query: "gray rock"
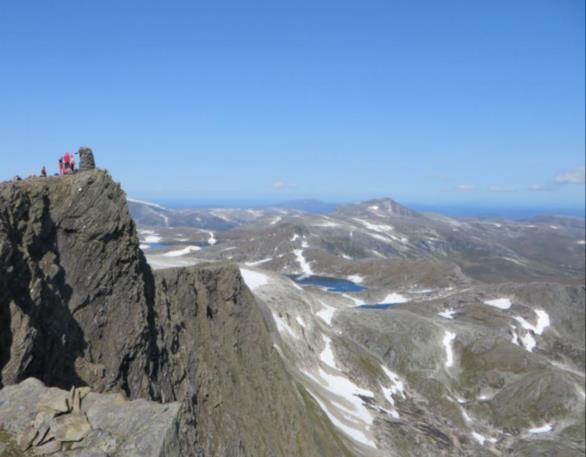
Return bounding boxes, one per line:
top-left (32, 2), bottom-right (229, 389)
top-left (0, 378), bottom-right (181, 457)
top-left (0, 171), bottom-right (351, 456)
top-left (77, 148), bottom-right (95, 171)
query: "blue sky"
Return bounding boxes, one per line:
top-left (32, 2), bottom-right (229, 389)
top-left (0, 0), bottom-right (584, 211)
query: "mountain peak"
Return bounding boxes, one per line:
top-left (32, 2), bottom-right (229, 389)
top-left (334, 197), bottom-right (421, 218)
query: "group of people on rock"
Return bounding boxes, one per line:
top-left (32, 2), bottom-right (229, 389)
top-left (12, 152), bottom-right (77, 181)
top-left (58, 151), bottom-right (76, 175)
top-left (10, 148), bottom-right (95, 182)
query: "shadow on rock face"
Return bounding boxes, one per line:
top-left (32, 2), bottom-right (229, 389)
top-left (0, 190), bottom-right (87, 390)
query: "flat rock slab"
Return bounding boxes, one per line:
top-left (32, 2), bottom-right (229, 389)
top-left (0, 378), bottom-right (181, 457)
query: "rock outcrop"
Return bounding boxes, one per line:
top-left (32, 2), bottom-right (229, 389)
top-left (77, 148), bottom-right (96, 171)
top-left (0, 171), bottom-right (350, 456)
top-left (0, 377), bottom-right (181, 456)
top-left (0, 171), bottom-right (155, 395)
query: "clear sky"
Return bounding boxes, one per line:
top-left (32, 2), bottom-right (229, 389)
top-left (0, 0), bottom-right (584, 211)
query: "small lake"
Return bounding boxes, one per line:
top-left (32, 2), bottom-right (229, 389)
top-left (358, 303), bottom-right (400, 310)
top-left (289, 275), bottom-right (366, 293)
top-left (142, 241), bottom-right (207, 251)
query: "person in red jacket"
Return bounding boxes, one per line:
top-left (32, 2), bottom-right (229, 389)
top-left (63, 152), bottom-right (71, 174)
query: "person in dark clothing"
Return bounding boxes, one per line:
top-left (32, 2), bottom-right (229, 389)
top-left (40, 166), bottom-right (47, 177)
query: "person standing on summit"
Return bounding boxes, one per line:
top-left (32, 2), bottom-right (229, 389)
top-left (63, 152), bottom-right (72, 174)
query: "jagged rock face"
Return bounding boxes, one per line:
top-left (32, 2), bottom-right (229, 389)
top-left (0, 171), bottom-right (349, 457)
top-left (153, 264), bottom-right (353, 457)
top-left (0, 171), bottom-right (155, 394)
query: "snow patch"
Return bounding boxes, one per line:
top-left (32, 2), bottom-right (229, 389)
top-left (316, 302), bottom-right (337, 325)
top-left (296, 316), bottom-right (306, 328)
top-left (244, 257), bottom-right (273, 267)
top-left (515, 309), bottom-right (550, 335)
top-left (519, 332), bottom-right (537, 352)
top-left (294, 249), bottom-right (314, 276)
top-left (342, 294), bottom-right (365, 306)
top-left (528, 424), bottom-right (552, 434)
top-left (240, 269), bottom-right (270, 291)
top-left (347, 274), bottom-right (364, 284)
top-left (381, 293), bottom-right (408, 304)
top-left (484, 298), bottom-right (512, 310)
top-left (504, 257), bottom-right (525, 266)
top-left (443, 331), bottom-right (456, 368)
top-left (206, 231), bottom-right (217, 245)
top-left (313, 221), bottom-right (340, 228)
top-left (471, 432), bottom-right (486, 445)
top-left (352, 218), bottom-right (409, 244)
top-left (209, 209), bottom-right (232, 222)
top-left (320, 335), bottom-right (338, 369)
top-left (380, 365), bottom-right (406, 418)
top-left (303, 369), bottom-right (376, 448)
top-left (272, 312), bottom-right (298, 339)
top-left (127, 198), bottom-right (166, 210)
top-left (439, 308), bottom-right (457, 319)
top-left (460, 408), bottom-right (472, 423)
top-left (304, 390), bottom-right (375, 448)
top-left (163, 246), bottom-right (201, 257)
top-left (471, 432), bottom-right (496, 446)
top-left (512, 309), bottom-right (550, 352)
top-left (144, 234), bottom-right (162, 243)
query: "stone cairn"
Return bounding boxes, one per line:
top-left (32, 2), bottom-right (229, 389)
top-left (78, 147), bottom-right (96, 171)
top-left (17, 386), bottom-right (92, 455)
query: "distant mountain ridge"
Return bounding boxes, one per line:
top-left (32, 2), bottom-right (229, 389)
top-left (333, 198), bottom-right (422, 218)
top-left (272, 199), bottom-right (339, 214)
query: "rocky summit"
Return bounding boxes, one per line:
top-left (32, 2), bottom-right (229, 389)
top-left (0, 171), bottom-right (350, 457)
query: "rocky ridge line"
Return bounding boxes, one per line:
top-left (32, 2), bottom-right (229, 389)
top-left (0, 170), bottom-right (351, 457)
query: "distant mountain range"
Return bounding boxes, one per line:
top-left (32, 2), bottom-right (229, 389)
top-left (133, 191), bottom-right (585, 456)
top-left (272, 199), bottom-right (339, 214)
top-left (129, 196), bottom-right (585, 219)
top-left (130, 196), bottom-right (585, 284)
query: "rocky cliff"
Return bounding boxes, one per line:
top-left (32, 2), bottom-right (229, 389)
top-left (0, 171), bottom-right (350, 456)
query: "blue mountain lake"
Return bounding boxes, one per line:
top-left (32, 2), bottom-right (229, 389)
top-left (142, 241), bottom-right (207, 251)
top-left (358, 303), bottom-right (401, 310)
top-left (289, 275), bottom-right (366, 293)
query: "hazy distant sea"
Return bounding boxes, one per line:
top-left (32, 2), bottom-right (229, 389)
top-left (407, 204), bottom-right (585, 219)
top-left (151, 198), bottom-right (585, 220)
